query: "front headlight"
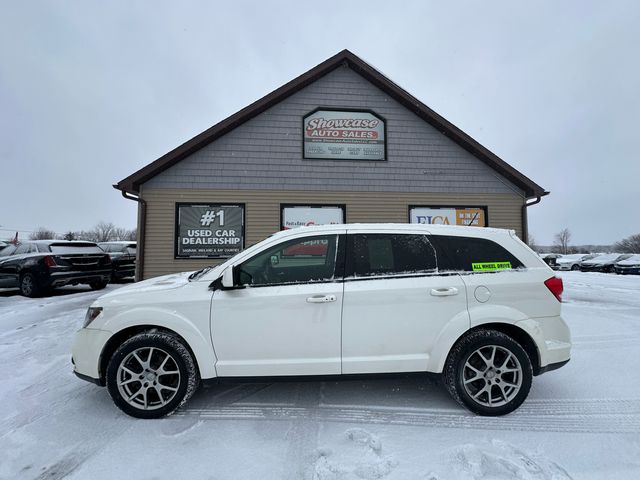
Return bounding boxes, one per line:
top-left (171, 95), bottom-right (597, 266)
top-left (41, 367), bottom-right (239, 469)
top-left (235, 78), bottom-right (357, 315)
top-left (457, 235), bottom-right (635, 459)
top-left (83, 307), bottom-right (103, 328)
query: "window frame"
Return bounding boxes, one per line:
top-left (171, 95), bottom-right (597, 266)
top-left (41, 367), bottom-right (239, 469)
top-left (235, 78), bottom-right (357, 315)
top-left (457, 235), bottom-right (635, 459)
top-left (234, 234), bottom-right (346, 288)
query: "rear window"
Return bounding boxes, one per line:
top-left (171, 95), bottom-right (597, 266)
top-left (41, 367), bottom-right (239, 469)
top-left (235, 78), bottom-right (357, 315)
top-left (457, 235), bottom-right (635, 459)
top-left (430, 235), bottom-right (524, 272)
top-left (49, 243), bottom-right (103, 254)
top-left (350, 234), bottom-right (437, 277)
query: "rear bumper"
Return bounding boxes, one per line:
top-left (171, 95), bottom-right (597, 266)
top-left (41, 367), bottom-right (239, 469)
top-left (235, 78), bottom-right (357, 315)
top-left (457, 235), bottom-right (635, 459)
top-left (515, 315), bottom-right (571, 373)
top-left (47, 269), bottom-right (111, 287)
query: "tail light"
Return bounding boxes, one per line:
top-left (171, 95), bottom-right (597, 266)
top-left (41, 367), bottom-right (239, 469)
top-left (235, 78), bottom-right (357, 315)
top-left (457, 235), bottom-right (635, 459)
top-left (544, 276), bottom-right (563, 302)
top-left (43, 255), bottom-right (57, 267)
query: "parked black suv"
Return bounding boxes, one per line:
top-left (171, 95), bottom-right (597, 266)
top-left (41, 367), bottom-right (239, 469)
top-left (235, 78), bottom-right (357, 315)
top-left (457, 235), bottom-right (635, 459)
top-left (98, 241), bottom-right (136, 281)
top-left (0, 240), bottom-right (112, 297)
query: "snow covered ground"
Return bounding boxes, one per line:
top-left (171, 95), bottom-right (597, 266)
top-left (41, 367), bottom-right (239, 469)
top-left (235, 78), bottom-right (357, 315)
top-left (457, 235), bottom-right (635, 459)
top-left (1, 272), bottom-right (639, 479)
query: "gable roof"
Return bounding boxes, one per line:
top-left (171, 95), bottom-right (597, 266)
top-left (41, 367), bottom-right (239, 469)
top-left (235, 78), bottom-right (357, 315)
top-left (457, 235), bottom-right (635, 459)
top-left (115, 49), bottom-right (547, 198)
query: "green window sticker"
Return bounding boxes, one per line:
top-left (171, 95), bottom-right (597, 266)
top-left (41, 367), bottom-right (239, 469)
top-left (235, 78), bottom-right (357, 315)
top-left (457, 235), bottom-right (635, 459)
top-left (472, 262), bottom-right (512, 272)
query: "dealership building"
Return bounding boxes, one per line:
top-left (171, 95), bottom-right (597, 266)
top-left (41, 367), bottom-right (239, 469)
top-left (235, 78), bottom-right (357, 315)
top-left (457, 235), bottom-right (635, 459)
top-left (115, 50), bottom-right (548, 280)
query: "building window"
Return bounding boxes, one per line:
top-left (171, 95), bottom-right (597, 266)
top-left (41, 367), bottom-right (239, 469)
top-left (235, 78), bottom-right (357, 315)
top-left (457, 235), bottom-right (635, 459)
top-left (281, 204), bottom-right (345, 230)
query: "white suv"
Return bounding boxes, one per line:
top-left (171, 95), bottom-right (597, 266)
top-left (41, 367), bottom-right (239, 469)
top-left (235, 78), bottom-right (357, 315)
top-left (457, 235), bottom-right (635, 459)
top-left (72, 224), bottom-right (571, 418)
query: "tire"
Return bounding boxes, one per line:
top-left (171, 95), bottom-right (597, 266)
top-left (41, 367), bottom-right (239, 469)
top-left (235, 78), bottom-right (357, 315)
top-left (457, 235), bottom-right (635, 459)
top-left (571, 264), bottom-right (579, 271)
top-left (20, 272), bottom-right (41, 297)
top-left (106, 331), bottom-right (200, 419)
top-left (443, 329), bottom-right (533, 416)
top-left (90, 279), bottom-right (109, 290)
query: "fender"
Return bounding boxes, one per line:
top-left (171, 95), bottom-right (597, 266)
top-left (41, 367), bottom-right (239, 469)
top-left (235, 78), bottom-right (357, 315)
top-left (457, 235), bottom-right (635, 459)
top-left (425, 309), bottom-right (470, 373)
top-left (427, 304), bottom-right (530, 373)
top-left (101, 306), bottom-right (218, 379)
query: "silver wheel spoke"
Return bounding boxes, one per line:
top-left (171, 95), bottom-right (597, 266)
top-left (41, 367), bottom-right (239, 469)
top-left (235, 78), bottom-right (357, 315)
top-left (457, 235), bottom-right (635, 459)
top-left (464, 374), bottom-right (483, 385)
top-left (132, 351), bottom-right (147, 369)
top-left (119, 377), bottom-right (140, 387)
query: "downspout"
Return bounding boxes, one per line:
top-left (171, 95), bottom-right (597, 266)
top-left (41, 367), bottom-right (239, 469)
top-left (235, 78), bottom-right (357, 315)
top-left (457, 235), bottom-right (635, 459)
top-left (117, 188), bottom-right (147, 282)
top-left (521, 192), bottom-right (549, 245)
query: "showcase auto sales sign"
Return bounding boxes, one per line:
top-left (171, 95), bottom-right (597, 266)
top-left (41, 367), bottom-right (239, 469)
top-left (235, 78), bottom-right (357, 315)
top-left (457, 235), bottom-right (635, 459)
top-left (303, 109), bottom-right (385, 160)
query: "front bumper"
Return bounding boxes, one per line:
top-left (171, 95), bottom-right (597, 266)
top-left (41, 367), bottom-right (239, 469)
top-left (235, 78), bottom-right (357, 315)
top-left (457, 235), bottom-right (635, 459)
top-left (615, 266), bottom-right (640, 275)
top-left (71, 327), bottom-right (113, 385)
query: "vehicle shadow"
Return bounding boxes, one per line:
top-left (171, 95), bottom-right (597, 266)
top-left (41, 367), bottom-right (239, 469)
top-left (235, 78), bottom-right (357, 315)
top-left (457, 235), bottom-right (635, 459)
top-left (183, 374), bottom-right (461, 415)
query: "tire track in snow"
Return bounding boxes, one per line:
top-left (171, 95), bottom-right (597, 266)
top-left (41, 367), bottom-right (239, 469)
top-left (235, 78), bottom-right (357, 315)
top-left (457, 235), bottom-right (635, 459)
top-left (175, 398), bottom-right (640, 434)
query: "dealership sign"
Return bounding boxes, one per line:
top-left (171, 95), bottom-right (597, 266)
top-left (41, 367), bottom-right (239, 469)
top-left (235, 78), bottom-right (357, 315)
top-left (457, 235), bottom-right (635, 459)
top-left (175, 204), bottom-right (244, 258)
top-left (410, 207), bottom-right (487, 227)
top-left (303, 109), bottom-right (385, 160)
top-left (282, 205), bottom-right (344, 230)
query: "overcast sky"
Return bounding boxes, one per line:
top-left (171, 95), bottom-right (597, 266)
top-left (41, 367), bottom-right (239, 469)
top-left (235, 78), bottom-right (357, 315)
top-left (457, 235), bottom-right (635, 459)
top-left (1, 1), bottom-right (638, 245)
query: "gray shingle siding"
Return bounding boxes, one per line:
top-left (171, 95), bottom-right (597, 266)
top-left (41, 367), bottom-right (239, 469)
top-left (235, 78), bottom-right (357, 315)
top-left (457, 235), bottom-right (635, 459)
top-left (144, 65), bottom-right (523, 197)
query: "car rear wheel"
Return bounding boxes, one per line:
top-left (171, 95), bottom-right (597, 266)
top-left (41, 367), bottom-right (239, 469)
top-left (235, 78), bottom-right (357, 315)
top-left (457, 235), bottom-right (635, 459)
top-left (443, 329), bottom-right (532, 416)
top-left (106, 331), bottom-right (200, 419)
top-left (20, 273), bottom-right (41, 297)
top-left (571, 264), bottom-right (579, 271)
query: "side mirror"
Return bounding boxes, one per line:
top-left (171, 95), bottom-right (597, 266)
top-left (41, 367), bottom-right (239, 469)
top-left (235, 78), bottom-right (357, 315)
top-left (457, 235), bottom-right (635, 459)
top-left (221, 267), bottom-right (235, 288)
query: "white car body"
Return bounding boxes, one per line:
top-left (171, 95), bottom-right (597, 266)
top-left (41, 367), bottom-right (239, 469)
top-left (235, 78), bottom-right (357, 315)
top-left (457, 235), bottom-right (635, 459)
top-left (556, 254), bottom-right (592, 271)
top-left (72, 224), bottom-right (571, 416)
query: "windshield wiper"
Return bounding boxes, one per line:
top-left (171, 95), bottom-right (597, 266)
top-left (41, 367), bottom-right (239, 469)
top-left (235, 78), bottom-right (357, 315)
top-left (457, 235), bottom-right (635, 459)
top-left (188, 266), bottom-right (213, 281)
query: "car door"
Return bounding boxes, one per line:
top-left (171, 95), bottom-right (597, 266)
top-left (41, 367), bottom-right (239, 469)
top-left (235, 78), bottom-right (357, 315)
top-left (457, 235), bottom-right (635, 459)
top-left (341, 231), bottom-right (469, 374)
top-left (210, 232), bottom-right (345, 376)
top-left (0, 243), bottom-right (33, 288)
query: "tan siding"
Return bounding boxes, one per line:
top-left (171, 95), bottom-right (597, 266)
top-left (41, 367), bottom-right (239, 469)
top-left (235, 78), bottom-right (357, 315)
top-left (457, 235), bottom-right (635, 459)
top-left (140, 188), bottom-right (525, 279)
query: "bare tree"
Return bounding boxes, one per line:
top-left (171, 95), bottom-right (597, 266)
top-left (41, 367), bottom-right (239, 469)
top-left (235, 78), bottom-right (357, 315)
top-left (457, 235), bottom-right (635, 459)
top-left (62, 231), bottom-right (77, 241)
top-left (29, 227), bottom-right (57, 240)
top-left (526, 232), bottom-right (539, 252)
top-left (615, 233), bottom-right (640, 253)
top-left (112, 227), bottom-right (136, 241)
top-left (553, 228), bottom-right (572, 254)
top-left (91, 222), bottom-right (116, 242)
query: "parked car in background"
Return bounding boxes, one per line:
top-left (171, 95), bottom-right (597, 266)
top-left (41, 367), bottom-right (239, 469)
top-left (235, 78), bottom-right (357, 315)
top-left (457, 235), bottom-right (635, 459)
top-left (556, 253), bottom-right (598, 271)
top-left (73, 223), bottom-right (570, 419)
top-left (539, 253), bottom-right (563, 270)
top-left (614, 254), bottom-right (640, 275)
top-left (0, 240), bottom-right (112, 297)
top-left (98, 241), bottom-right (137, 281)
top-left (579, 253), bottom-right (633, 273)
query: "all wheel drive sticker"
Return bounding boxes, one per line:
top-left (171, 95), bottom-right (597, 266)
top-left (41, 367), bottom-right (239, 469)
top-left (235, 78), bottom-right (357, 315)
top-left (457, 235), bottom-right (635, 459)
top-left (175, 204), bottom-right (244, 258)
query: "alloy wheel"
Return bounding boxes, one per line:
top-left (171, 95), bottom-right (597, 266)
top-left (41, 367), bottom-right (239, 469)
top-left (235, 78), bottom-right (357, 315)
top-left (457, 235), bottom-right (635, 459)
top-left (116, 347), bottom-right (181, 411)
top-left (462, 345), bottom-right (523, 408)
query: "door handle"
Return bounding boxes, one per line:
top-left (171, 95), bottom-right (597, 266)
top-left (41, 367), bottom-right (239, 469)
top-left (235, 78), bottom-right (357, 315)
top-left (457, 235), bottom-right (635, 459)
top-left (306, 294), bottom-right (337, 303)
top-left (430, 287), bottom-right (459, 297)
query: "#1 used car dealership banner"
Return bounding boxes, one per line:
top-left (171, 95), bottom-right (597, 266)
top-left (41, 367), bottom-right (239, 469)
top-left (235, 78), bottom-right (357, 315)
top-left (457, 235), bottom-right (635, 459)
top-left (410, 207), bottom-right (486, 227)
top-left (175, 204), bottom-right (244, 258)
top-left (303, 109), bottom-right (385, 160)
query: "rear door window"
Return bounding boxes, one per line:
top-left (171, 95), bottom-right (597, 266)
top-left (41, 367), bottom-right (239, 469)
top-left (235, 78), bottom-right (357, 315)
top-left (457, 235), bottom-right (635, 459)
top-left (430, 235), bottom-right (524, 272)
top-left (349, 234), bottom-right (437, 277)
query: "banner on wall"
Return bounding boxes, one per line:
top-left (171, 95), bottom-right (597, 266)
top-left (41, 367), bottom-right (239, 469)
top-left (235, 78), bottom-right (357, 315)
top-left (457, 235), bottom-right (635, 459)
top-left (282, 206), bottom-right (345, 230)
top-left (303, 109), bottom-right (385, 160)
top-left (175, 203), bottom-right (244, 258)
top-left (410, 207), bottom-right (487, 227)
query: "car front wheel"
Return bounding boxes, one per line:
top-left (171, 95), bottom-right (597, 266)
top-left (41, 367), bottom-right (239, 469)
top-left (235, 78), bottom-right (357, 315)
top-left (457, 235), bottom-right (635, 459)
top-left (106, 331), bottom-right (200, 418)
top-left (443, 329), bottom-right (532, 416)
top-left (20, 272), bottom-right (41, 297)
